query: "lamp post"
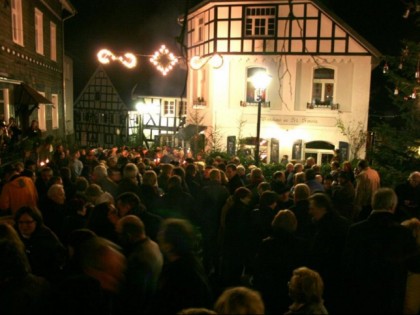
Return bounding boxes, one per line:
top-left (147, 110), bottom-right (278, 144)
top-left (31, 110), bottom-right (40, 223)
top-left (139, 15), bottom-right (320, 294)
top-left (136, 101), bottom-right (146, 148)
top-left (249, 71), bottom-right (272, 166)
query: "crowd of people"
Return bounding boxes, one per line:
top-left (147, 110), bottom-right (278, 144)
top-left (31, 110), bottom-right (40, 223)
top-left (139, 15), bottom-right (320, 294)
top-left (0, 144), bottom-right (419, 314)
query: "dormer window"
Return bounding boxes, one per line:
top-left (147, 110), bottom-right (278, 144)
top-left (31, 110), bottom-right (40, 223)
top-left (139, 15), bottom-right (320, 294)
top-left (245, 6), bottom-right (276, 37)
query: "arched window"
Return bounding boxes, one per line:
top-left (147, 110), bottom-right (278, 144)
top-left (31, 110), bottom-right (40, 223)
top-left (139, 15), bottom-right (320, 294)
top-left (311, 68), bottom-right (335, 106)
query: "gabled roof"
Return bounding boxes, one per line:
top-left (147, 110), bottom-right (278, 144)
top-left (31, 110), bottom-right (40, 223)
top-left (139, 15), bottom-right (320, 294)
top-left (187, 0), bottom-right (382, 63)
top-left (312, 0), bottom-right (381, 61)
top-left (74, 65), bottom-right (133, 108)
top-left (75, 63), bottom-right (187, 110)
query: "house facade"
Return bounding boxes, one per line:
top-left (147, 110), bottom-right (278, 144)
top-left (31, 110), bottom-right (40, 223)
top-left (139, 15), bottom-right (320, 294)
top-left (132, 95), bottom-right (188, 149)
top-left (0, 0), bottom-right (76, 143)
top-left (74, 66), bottom-right (130, 148)
top-left (74, 65), bottom-right (187, 149)
top-left (185, 0), bottom-right (381, 163)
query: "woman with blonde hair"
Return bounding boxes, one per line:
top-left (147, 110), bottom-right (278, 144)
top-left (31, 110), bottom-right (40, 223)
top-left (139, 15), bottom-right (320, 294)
top-left (286, 266), bottom-right (328, 314)
top-left (214, 286), bottom-right (265, 314)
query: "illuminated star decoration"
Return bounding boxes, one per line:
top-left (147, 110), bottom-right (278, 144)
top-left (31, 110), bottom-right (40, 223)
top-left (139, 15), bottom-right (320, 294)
top-left (150, 45), bottom-right (178, 76)
top-left (97, 49), bottom-right (137, 69)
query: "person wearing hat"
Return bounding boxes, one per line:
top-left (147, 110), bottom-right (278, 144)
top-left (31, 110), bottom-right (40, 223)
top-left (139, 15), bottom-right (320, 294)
top-left (273, 181), bottom-right (293, 211)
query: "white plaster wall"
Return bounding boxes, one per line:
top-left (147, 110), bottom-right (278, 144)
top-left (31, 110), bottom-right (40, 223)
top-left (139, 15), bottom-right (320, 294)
top-left (190, 54), bottom-right (373, 161)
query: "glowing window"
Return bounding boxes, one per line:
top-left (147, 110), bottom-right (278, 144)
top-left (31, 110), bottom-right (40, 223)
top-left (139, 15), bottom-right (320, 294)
top-left (311, 68), bottom-right (335, 106)
top-left (11, 0), bottom-right (23, 46)
top-left (35, 9), bottom-right (44, 55)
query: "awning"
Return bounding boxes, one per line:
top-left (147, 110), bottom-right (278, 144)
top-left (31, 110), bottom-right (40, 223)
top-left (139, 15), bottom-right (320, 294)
top-left (14, 83), bottom-right (52, 106)
top-left (13, 83), bottom-right (53, 118)
top-left (175, 124), bottom-right (206, 140)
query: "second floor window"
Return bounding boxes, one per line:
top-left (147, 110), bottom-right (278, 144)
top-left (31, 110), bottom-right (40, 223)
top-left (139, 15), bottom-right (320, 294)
top-left (35, 9), bottom-right (44, 55)
top-left (311, 68), bottom-right (335, 106)
top-left (163, 100), bottom-right (175, 116)
top-left (11, 0), bottom-right (23, 46)
top-left (245, 6), bottom-right (276, 37)
top-left (179, 100), bottom-right (187, 116)
top-left (50, 22), bottom-right (57, 61)
top-left (196, 17), bottom-right (204, 43)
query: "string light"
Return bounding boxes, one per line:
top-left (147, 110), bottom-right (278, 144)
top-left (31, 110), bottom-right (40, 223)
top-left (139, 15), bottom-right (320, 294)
top-left (97, 49), bottom-right (137, 69)
top-left (97, 47), bottom-right (225, 75)
top-left (149, 45), bottom-right (178, 76)
top-left (97, 46), bottom-right (181, 75)
top-left (382, 62), bottom-right (389, 74)
top-left (382, 45), bottom-right (420, 101)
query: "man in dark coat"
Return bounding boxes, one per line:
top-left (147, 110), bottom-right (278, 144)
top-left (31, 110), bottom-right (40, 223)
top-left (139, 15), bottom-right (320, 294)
top-left (307, 193), bottom-right (350, 314)
top-left (342, 188), bottom-right (420, 314)
top-left (226, 164), bottom-right (244, 195)
top-left (331, 171), bottom-right (356, 221)
top-left (253, 209), bottom-right (309, 314)
top-left (197, 169), bottom-right (230, 275)
top-left (116, 215), bottom-right (163, 314)
top-left (116, 192), bottom-right (162, 242)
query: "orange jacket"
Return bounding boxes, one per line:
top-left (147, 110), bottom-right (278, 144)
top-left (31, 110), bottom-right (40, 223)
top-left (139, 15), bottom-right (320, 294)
top-left (0, 175), bottom-right (38, 215)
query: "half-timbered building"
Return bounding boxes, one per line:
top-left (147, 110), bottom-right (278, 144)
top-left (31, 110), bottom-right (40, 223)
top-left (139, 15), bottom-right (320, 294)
top-left (74, 65), bottom-right (187, 149)
top-left (185, 0), bottom-right (381, 163)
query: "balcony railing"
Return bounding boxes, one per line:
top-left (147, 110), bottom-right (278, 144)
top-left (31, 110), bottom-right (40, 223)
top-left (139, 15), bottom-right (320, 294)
top-left (240, 101), bottom-right (271, 108)
top-left (192, 101), bottom-right (207, 108)
top-left (307, 102), bottom-right (339, 110)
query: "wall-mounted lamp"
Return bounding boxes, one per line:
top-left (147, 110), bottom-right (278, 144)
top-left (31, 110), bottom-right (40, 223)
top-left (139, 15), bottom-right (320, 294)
top-left (189, 53), bottom-right (224, 70)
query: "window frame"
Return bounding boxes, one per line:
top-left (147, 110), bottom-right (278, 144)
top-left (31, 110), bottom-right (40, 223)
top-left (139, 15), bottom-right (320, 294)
top-left (163, 100), bottom-right (176, 116)
top-left (37, 91), bottom-right (46, 131)
top-left (196, 16), bottom-right (204, 43)
top-left (35, 8), bottom-right (44, 55)
top-left (179, 100), bottom-right (187, 116)
top-left (310, 67), bottom-right (336, 107)
top-left (11, 0), bottom-right (24, 46)
top-left (244, 6), bottom-right (276, 37)
top-left (50, 22), bottom-right (57, 61)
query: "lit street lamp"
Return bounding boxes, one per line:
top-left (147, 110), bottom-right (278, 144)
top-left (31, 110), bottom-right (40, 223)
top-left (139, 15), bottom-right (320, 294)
top-left (136, 101), bottom-right (147, 147)
top-left (249, 71), bottom-right (272, 166)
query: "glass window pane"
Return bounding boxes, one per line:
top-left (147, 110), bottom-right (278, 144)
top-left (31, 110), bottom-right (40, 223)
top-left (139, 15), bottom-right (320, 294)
top-left (314, 68), bottom-right (334, 79)
top-left (324, 83), bottom-right (334, 104)
top-left (312, 83), bottom-right (322, 103)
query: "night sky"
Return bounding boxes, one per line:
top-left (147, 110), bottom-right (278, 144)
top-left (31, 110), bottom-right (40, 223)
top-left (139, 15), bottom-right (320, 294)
top-left (64, 0), bottom-right (415, 99)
